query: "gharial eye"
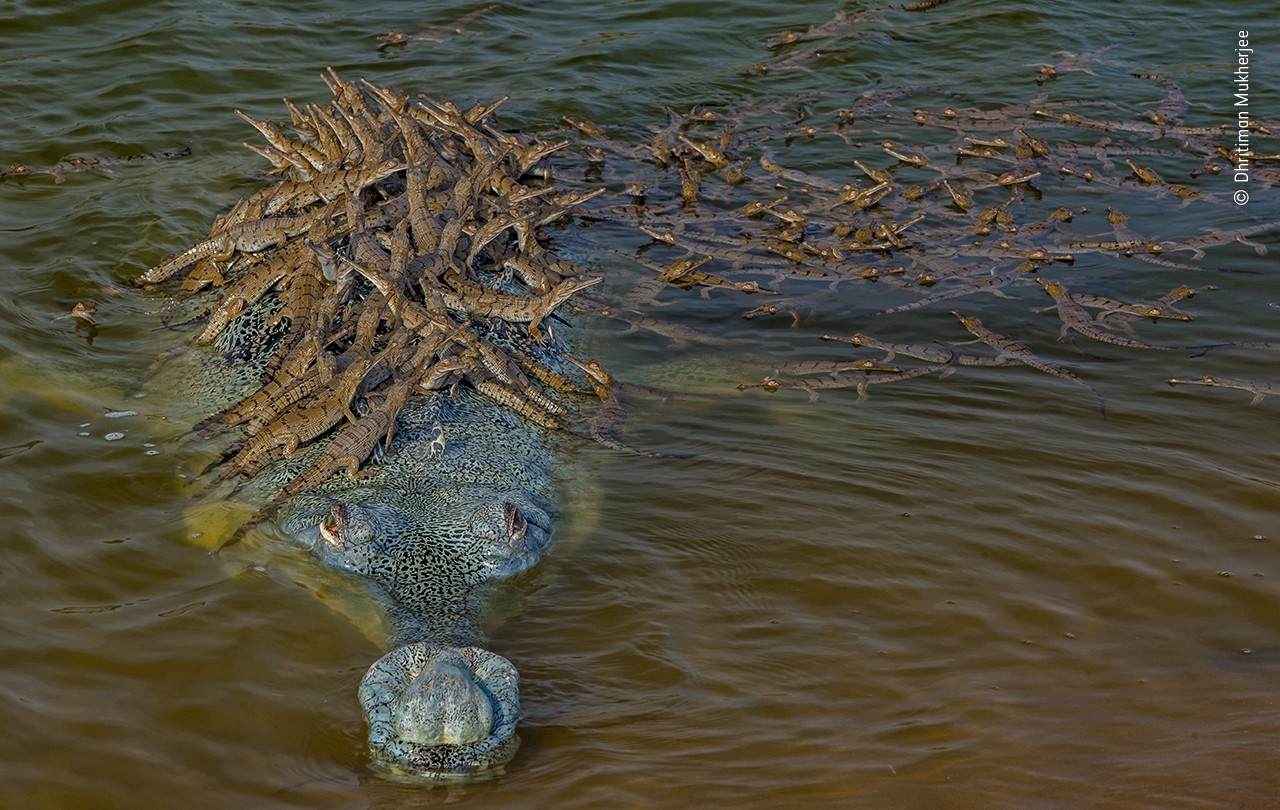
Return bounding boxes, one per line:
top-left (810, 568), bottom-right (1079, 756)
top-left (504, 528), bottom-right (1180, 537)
top-left (319, 504), bottom-right (347, 547)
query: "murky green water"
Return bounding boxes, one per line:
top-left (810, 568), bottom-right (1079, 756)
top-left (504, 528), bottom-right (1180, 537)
top-left (3, 1), bottom-right (1279, 806)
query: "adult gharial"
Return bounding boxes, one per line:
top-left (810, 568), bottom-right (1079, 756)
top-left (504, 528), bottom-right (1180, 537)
top-left (141, 70), bottom-right (620, 780)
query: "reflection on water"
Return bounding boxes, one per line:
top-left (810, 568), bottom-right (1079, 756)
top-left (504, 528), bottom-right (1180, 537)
top-left (2, 0), bottom-right (1279, 806)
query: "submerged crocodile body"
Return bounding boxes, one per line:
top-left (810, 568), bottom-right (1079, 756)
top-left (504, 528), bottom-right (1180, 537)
top-left (140, 72), bottom-right (612, 781)
top-left (173, 283), bottom-right (575, 779)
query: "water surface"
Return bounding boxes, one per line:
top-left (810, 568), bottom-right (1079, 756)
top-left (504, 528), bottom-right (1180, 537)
top-left (2, 1), bottom-right (1278, 806)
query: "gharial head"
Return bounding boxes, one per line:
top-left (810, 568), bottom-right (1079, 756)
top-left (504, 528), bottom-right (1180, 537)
top-left (307, 490), bottom-right (552, 608)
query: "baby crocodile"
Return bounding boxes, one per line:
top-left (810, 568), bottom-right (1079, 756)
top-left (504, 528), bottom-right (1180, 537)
top-left (874, 269), bottom-right (1024, 318)
top-left (651, 255), bottom-right (775, 296)
top-left (228, 367), bottom-right (423, 548)
top-left (1167, 376), bottom-right (1279, 406)
top-left (1034, 287), bottom-right (1193, 323)
top-left (140, 212), bottom-right (322, 285)
top-left (822, 332), bottom-right (1010, 366)
top-left (737, 364), bottom-right (944, 401)
top-left (1036, 277), bottom-right (1174, 351)
top-left (260, 158), bottom-right (405, 216)
top-left (379, 4), bottom-right (505, 47)
top-left (1095, 284), bottom-right (1214, 326)
top-left (773, 358), bottom-right (902, 376)
top-left (2, 146), bottom-right (191, 183)
top-left (440, 269), bottom-right (603, 342)
top-left (952, 310), bottom-right (1106, 414)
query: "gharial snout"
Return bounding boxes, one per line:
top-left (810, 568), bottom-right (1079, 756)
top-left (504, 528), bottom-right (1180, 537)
top-left (359, 643), bottom-right (521, 778)
top-left (394, 650), bottom-right (495, 746)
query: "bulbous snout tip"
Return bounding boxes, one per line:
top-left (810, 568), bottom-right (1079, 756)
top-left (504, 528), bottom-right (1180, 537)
top-left (394, 653), bottom-right (495, 746)
top-left (359, 644), bottom-right (522, 779)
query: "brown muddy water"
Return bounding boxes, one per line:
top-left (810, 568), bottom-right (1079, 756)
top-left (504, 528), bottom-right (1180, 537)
top-left (2, 1), bottom-right (1279, 807)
